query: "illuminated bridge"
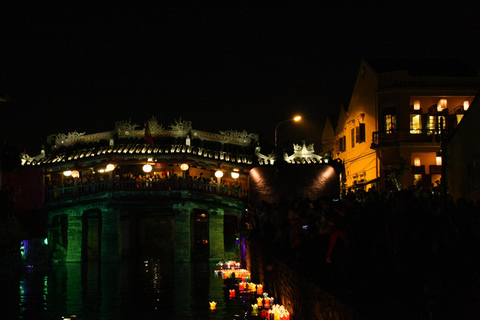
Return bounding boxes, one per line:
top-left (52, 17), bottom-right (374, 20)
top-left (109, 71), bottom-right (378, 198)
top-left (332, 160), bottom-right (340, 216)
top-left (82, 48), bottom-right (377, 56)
top-left (19, 117), bottom-right (341, 263)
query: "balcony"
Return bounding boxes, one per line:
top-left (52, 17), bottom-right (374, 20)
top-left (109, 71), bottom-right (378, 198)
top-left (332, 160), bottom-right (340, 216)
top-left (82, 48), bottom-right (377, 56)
top-left (372, 129), bottom-right (443, 148)
top-left (45, 178), bottom-right (248, 201)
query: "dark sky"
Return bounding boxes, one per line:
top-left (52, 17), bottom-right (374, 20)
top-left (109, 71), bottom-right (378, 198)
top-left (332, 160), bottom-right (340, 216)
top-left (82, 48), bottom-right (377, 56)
top-left (1, 2), bottom-right (480, 154)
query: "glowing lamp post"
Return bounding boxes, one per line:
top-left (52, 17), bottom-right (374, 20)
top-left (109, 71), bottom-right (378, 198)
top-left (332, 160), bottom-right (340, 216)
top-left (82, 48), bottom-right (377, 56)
top-left (274, 115), bottom-right (302, 150)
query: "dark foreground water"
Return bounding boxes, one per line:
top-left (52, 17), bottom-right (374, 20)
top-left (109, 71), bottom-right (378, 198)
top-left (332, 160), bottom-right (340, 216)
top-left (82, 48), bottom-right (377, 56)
top-left (0, 258), bottom-right (253, 320)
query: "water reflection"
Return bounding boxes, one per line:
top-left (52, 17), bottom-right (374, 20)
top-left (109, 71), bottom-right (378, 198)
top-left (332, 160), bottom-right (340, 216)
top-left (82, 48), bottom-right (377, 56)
top-left (0, 259), bottom-right (249, 320)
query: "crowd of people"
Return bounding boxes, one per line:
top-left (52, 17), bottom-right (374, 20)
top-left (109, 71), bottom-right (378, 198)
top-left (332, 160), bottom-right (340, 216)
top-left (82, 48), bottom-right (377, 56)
top-left (243, 188), bottom-right (480, 319)
top-left (45, 170), bottom-right (245, 198)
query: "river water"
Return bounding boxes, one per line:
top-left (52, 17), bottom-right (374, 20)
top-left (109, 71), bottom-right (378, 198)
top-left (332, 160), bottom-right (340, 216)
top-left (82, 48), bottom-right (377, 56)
top-left (0, 258), bottom-right (254, 320)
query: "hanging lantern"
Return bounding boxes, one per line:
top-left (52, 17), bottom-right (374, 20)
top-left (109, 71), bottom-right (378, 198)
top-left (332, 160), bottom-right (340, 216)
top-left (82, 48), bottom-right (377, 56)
top-left (71, 170), bottom-right (80, 178)
top-left (437, 99), bottom-right (447, 112)
top-left (143, 164), bottom-right (152, 173)
top-left (413, 100), bottom-right (421, 111)
top-left (414, 157), bottom-right (421, 167)
top-left (464, 100), bottom-right (470, 111)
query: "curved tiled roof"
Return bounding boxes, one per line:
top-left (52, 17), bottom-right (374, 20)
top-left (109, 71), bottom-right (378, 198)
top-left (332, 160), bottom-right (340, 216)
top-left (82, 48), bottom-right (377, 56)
top-left (22, 137), bottom-right (257, 167)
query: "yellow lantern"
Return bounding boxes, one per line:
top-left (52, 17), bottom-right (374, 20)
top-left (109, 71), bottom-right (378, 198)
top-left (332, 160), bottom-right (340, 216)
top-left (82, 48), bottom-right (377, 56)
top-left (71, 170), bottom-right (80, 178)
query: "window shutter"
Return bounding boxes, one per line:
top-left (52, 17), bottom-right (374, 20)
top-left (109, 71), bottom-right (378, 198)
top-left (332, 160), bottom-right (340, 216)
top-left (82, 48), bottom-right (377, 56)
top-left (359, 123), bottom-right (365, 142)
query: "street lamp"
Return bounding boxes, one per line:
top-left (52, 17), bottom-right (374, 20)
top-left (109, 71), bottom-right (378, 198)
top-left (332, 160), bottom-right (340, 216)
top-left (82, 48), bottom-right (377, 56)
top-left (275, 115), bottom-right (302, 149)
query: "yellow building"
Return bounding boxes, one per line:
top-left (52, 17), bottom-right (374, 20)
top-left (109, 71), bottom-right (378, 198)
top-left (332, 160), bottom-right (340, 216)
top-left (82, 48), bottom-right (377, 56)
top-left (326, 58), bottom-right (480, 192)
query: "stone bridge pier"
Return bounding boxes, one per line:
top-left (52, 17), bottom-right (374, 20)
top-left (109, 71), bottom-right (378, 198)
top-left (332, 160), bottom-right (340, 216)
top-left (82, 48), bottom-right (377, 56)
top-left (47, 192), bottom-right (245, 263)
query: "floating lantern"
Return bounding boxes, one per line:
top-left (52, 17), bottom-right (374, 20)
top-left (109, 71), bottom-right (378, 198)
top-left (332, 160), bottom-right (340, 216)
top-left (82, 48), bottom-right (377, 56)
top-left (257, 284), bottom-right (263, 295)
top-left (229, 289), bottom-right (235, 298)
top-left (209, 301), bottom-right (217, 310)
top-left (264, 297), bottom-right (271, 308)
top-left (261, 309), bottom-right (268, 318)
top-left (252, 304), bottom-right (258, 312)
top-left (257, 297), bottom-right (263, 307)
top-left (239, 282), bottom-right (245, 291)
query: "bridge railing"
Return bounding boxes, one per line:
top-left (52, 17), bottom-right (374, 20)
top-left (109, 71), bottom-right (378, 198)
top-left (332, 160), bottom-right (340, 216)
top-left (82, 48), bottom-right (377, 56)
top-left (45, 179), bottom-right (248, 201)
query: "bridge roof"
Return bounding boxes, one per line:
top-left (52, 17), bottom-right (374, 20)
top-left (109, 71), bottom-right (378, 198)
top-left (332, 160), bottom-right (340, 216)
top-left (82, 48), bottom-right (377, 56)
top-left (21, 117), bottom-right (259, 168)
top-left (22, 136), bottom-right (257, 168)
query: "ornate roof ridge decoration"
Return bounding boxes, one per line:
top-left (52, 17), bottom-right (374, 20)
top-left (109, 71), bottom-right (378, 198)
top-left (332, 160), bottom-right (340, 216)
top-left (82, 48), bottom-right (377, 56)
top-left (169, 117), bottom-right (192, 135)
top-left (255, 146), bottom-right (276, 165)
top-left (284, 141), bottom-right (323, 164)
top-left (256, 141), bottom-right (326, 165)
top-left (191, 128), bottom-right (258, 146)
top-left (116, 119), bottom-right (139, 137)
top-left (219, 129), bottom-right (258, 140)
top-left (53, 131), bottom-right (112, 148)
top-left (55, 131), bottom-right (86, 145)
top-left (146, 116), bottom-right (164, 134)
top-left (20, 150), bottom-right (45, 166)
top-left (22, 117), bottom-right (260, 161)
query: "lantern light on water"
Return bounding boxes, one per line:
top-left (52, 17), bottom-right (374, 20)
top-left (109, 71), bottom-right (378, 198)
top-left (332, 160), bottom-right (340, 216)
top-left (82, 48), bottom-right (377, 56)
top-left (257, 297), bottom-right (263, 307)
top-left (209, 301), bottom-right (217, 310)
top-left (257, 284), bottom-right (263, 295)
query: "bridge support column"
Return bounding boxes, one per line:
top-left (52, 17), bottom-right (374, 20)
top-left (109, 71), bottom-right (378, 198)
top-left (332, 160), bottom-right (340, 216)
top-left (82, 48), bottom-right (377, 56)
top-left (208, 208), bottom-right (225, 261)
top-left (173, 203), bottom-right (193, 262)
top-left (101, 206), bottom-right (121, 262)
top-left (65, 210), bottom-right (82, 262)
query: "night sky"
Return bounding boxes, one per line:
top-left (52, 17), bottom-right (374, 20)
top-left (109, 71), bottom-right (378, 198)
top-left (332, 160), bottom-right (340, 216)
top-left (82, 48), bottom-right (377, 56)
top-left (1, 2), bottom-right (479, 155)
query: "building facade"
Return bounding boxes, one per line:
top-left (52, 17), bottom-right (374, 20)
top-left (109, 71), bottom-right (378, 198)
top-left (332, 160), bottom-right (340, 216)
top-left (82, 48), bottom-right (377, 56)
top-left (446, 93), bottom-right (480, 203)
top-left (326, 58), bottom-right (480, 192)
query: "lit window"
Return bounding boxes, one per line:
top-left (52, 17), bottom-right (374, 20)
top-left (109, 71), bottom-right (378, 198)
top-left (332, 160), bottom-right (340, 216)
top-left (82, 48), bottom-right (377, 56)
top-left (456, 114), bottom-right (464, 124)
top-left (413, 174), bottom-right (422, 185)
top-left (383, 107), bottom-right (396, 134)
top-left (410, 114), bottom-right (422, 134)
top-left (427, 115), bottom-right (446, 134)
top-left (385, 114), bottom-right (396, 134)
